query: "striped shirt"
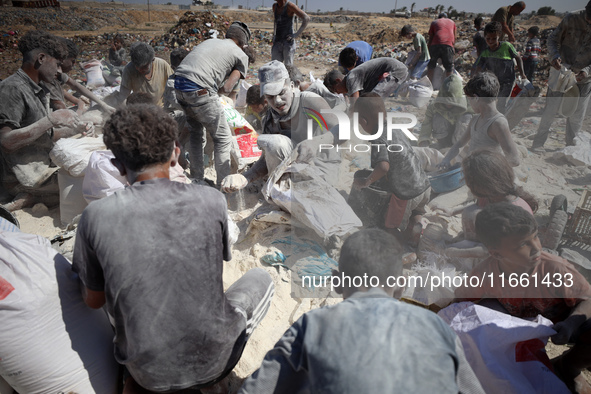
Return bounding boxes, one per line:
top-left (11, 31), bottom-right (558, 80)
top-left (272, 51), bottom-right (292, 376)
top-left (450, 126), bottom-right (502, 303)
top-left (523, 37), bottom-right (541, 60)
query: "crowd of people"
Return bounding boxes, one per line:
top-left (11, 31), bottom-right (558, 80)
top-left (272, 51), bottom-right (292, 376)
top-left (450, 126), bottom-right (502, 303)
top-left (0, 0), bottom-right (591, 392)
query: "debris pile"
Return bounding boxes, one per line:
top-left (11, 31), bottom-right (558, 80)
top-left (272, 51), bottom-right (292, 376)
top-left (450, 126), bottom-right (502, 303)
top-left (155, 11), bottom-right (232, 49)
top-left (368, 28), bottom-right (402, 44)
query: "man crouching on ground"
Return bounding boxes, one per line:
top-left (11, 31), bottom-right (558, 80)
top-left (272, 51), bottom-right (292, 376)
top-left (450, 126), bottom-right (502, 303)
top-left (72, 104), bottom-right (274, 392)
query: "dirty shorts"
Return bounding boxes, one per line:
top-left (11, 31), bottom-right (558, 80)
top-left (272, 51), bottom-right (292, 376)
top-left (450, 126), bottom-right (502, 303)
top-left (272, 39), bottom-right (296, 67)
top-left (384, 187), bottom-right (431, 230)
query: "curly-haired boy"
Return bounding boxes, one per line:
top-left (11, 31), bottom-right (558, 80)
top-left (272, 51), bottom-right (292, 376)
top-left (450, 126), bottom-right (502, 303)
top-left (73, 104), bottom-right (274, 392)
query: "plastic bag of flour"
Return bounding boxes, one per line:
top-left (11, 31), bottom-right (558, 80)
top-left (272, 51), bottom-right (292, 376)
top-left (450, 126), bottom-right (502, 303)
top-left (220, 97), bottom-right (261, 169)
top-left (81, 59), bottom-right (105, 88)
top-left (438, 302), bottom-right (569, 394)
top-left (220, 96), bottom-right (256, 135)
top-left (263, 159), bottom-right (362, 240)
top-left (49, 136), bottom-right (106, 177)
top-left (82, 150), bottom-right (127, 203)
top-left (407, 76), bottom-right (433, 108)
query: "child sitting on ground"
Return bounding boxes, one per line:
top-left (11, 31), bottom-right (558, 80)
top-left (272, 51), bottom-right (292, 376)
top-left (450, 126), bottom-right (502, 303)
top-left (240, 228), bottom-right (484, 394)
top-left (473, 21), bottom-right (526, 113)
top-left (417, 74), bottom-right (472, 149)
top-left (73, 104), bottom-right (274, 392)
top-left (455, 203), bottom-right (591, 393)
top-left (244, 84), bottom-right (267, 133)
top-left (352, 93), bottom-right (431, 245)
top-left (438, 71), bottom-right (520, 170)
top-left (400, 24), bottom-right (430, 80)
top-left (522, 26), bottom-right (541, 83)
top-left (439, 150), bottom-right (537, 241)
top-left (433, 150), bottom-right (537, 263)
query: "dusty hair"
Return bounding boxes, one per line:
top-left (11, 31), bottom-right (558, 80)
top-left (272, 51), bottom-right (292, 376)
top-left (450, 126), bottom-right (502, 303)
top-left (246, 85), bottom-right (265, 106)
top-left (462, 150), bottom-right (538, 212)
top-left (400, 24), bottom-right (414, 37)
top-left (130, 42), bottom-right (155, 67)
top-left (339, 228), bottom-right (403, 283)
top-left (226, 21), bottom-right (251, 47)
top-left (170, 47), bottom-right (188, 69)
top-left (59, 37), bottom-right (79, 60)
top-left (126, 92), bottom-right (154, 105)
top-left (338, 47), bottom-right (357, 69)
top-left (323, 69), bottom-right (345, 91)
top-left (103, 104), bottom-right (178, 172)
top-left (475, 202), bottom-right (537, 248)
top-left (18, 30), bottom-right (67, 62)
top-left (242, 45), bottom-right (256, 64)
top-left (527, 26), bottom-right (539, 36)
top-left (484, 21), bottom-right (502, 37)
top-left (464, 71), bottom-right (499, 100)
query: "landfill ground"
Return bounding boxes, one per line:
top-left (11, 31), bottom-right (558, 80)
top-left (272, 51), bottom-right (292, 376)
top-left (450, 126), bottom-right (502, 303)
top-left (1, 3), bottom-right (591, 392)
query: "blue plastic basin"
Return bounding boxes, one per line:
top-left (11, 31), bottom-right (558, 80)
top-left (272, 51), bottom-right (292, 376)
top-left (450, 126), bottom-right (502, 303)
top-left (428, 164), bottom-right (465, 194)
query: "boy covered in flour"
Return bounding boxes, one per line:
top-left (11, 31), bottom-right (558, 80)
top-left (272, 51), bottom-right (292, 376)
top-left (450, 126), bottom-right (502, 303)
top-left (438, 71), bottom-right (520, 170)
top-left (221, 60), bottom-right (340, 193)
top-left (239, 229), bottom-right (484, 394)
top-left (73, 104), bottom-right (274, 392)
top-left (351, 93), bottom-right (431, 244)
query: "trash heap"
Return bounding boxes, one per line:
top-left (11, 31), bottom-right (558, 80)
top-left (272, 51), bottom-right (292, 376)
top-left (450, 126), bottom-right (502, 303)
top-left (154, 11), bottom-right (232, 49)
top-left (0, 7), bottom-right (135, 31)
top-left (0, 30), bottom-right (18, 53)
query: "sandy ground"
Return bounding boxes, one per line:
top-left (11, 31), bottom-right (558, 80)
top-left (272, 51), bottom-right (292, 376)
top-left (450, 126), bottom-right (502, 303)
top-left (4, 5), bottom-right (591, 392)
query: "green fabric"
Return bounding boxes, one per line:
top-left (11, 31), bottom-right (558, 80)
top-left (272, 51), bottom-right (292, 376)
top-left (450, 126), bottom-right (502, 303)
top-left (418, 74), bottom-right (470, 144)
top-left (413, 33), bottom-right (430, 62)
top-left (478, 42), bottom-right (518, 62)
top-left (475, 42), bottom-right (518, 85)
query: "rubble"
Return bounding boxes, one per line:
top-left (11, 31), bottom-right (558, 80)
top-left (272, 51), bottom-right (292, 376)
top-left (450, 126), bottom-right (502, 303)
top-left (154, 10), bottom-right (232, 49)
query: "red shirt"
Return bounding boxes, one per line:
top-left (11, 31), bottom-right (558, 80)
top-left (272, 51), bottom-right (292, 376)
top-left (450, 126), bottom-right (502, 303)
top-left (455, 252), bottom-right (591, 323)
top-left (428, 18), bottom-right (457, 47)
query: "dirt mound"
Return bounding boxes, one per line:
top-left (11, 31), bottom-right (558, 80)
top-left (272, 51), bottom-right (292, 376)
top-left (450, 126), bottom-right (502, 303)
top-left (520, 14), bottom-right (562, 29)
top-left (219, 10), bottom-right (273, 24)
top-left (368, 28), bottom-right (403, 44)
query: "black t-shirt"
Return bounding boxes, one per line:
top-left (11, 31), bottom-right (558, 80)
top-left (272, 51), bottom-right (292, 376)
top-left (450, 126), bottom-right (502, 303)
top-left (370, 122), bottom-right (430, 200)
top-left (73, 178), bottom-right (242, 391)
